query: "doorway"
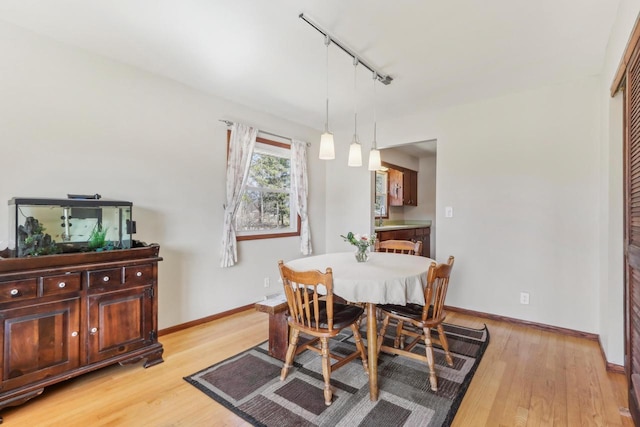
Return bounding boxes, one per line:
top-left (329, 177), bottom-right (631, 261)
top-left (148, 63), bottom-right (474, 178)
top-left (377, 140), bottom-right (437, 255)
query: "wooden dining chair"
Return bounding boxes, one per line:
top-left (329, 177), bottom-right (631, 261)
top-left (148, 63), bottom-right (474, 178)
top-left (375, 239), bottom-right (423, 256)
top-left (377, 255), bottom-right (455, 391)
top-left (277, 260), bottom-right (369, 406)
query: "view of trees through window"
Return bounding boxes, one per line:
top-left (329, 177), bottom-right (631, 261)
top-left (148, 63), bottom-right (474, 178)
top-left (236, 141), bottom-right (294, 234)
top-left (375, 170), bottom-right (388, 218)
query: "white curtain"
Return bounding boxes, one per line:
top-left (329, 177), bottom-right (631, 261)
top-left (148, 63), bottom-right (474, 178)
top-left (291, 139), bottom-right (312, 255)
top-left (220, 123), bottom-right (258, 267)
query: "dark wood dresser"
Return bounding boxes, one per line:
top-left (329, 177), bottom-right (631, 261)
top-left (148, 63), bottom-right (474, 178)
top-left (0, 245), bottom-right (163, 421)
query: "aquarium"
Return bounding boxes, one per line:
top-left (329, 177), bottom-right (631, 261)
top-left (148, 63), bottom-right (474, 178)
top-left (8, 197), bottom-right (135, 257)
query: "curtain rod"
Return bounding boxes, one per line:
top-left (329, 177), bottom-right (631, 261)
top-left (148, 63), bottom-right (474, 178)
top-left (219, 119), bottom-right (310, 147)
top-left (299, 13), bottom-right (393, 85)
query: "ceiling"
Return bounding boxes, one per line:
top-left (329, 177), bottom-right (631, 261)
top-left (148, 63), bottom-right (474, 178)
top-left (0, 0), bottom-right (621, 135)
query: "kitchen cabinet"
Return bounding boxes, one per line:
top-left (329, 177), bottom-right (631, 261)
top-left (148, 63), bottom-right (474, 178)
top-left (384, 163), bottom-right (418, 207)
top-left (377, 226), bottom-right (431, 258)
top-left (389, 168), bottom-right (404, 207)
top-left (0, 245), bottom-right (163, 421)
top-left (403, 169), bottom-right (418, 206)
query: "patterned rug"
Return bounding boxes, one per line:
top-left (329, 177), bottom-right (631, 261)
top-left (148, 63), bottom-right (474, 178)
top-left (184, 322), bottom-right (489, 427)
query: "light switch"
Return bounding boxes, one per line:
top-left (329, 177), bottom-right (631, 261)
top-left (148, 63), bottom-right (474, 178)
top-left (445, 206), bottom-right (453, 218)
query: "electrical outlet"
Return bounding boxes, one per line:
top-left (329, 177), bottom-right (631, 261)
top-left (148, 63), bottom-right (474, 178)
top-left (520, 292), bottom-right (530, 305)
top-left (263, 277), bottom-right (270, 288)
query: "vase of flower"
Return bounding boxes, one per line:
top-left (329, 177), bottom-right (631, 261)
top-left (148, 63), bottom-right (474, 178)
top-left (341, 232), bottom-right (376, 263)
top-left (355, 245), bottom-right (369, 262)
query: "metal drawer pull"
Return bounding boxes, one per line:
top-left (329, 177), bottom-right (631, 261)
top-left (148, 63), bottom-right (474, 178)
top-left (90, 327), bottom-right (98, 334)
top-left (71, 331), bottom-right (78, 337)
top-left (10, 289), bottom-right (18, 296)
top-left (136, 271), bottom-right (143, 277)
top-left (58, 282), bottom-right (66, 288)
top-left (103, 276), bottom-right (110, 282)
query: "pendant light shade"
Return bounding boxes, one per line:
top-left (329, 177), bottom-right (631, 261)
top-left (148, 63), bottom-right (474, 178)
top-left (368, 147), bottom-right (381, 171)
top-left (348, 136), bottom-right (363, 167)
top-left (368, 72), bottom-right (383, 171)
top-left (319, 35), bottom-right (335, 160)
top-left (319, 131), bottom-right (335, 159)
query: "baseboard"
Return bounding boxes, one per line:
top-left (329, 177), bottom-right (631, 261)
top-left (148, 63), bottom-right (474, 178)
top-left (158, 302), bottom-right (626, 374)
top-left (445, 305), bottom-right (625, 373)
top-left (158, 303), bottom-right (254, 337)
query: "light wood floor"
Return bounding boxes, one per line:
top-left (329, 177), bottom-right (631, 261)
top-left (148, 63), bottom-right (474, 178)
top-left (1, 309), bottom-right (633, 426)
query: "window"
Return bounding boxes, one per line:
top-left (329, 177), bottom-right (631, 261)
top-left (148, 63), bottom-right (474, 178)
top-left (232, 134), bottom-right (300, 240)
top-left (375, 170), bottom-right (389, 218)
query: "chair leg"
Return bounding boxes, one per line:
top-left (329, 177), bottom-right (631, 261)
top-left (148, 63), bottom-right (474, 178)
top-left (280, 328), bottom-right (300, 381)
top-left (423, 326), bottom-right (438, 391)
top-left (377, 314), bottom-right (391, 355)
top-left (320, 337), bottom-right (333, 406)
top-left (351, 324), bottom-right (369, 373)
top-left (437, 324), bottom-right (454, 366)
top-left (395, 320), bottom-right (405, 349)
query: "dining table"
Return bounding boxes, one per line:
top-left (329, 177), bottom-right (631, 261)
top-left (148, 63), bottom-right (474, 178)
top-left (285, 251), bottom-right (432, 401)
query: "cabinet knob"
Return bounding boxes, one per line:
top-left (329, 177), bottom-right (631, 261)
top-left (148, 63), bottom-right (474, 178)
top-left (10, 289), bottom-right (18, 296)
top-left (90, 327), bottom-right (98, 334)
top-left (71, 331), bottom-right (78, 337)
top-left (136, 271), bottom-right (143, 277)
top-left (58, 282), bottom-right (66, 288)
top-left (102, 276), bottom-right (110, 282)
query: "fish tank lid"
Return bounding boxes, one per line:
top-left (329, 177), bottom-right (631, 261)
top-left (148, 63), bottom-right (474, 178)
top-left (9, 197), bottom-right (132, 207)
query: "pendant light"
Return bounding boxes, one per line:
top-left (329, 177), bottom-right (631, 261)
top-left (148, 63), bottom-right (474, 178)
top-left (348, 58), bottom-right (362, 167)
top-left (368, 72), bottom-right (382, 171)
top-left (319, 35), bottom-right (335, 160)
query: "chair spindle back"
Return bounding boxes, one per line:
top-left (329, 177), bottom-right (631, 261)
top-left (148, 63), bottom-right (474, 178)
top-left (422, 256), bottom-right (455, 322)
top-left (375, 239), bottom-right (423, 256)
top-left (278, 260), bottom-right (335, 332)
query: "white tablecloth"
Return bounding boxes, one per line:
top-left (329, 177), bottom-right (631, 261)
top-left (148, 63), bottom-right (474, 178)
top-left (285, 252), bottom-right (431, 305)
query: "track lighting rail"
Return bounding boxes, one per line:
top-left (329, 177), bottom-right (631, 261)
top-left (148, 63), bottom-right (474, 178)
top-left (299, 13), bottom-right (393, 85)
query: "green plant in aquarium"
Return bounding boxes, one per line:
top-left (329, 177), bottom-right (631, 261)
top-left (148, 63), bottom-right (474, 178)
top-left (88, 226), bottom-right (109, 250)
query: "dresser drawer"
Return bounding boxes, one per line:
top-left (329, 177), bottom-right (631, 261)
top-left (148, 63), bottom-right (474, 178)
top-left (0, 278), bottom-right (38, 302)
top-left (43, 273), bottom-right (82, 296)
top-left (88, 268), bottom-right (123, 289)
top-left (124, 264), bottom-right (154, 287)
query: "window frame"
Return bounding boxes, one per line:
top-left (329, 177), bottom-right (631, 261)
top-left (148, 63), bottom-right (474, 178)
top-left (227, 131), bottom-right (301, 241)
top-left (375, 170), bottom-right (390, 219)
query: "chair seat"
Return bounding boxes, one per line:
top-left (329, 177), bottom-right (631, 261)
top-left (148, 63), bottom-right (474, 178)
top-left (378, 303), bottom-right (433, 320)
top-left (288, 301), bottom-right (364, 329)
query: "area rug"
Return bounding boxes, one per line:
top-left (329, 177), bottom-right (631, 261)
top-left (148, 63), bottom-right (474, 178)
top-left (184, 322), bottom-right (489, 427)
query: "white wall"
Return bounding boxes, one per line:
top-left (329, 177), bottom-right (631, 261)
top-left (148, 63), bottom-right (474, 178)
top-left (0, 21), bottom-right (326, 329)
top-left (410, 156), bottom-right (437, 257)
top-left (598, 0), bottom-right (640, 365)
top-left (327, 76), bottom-right (603, 336)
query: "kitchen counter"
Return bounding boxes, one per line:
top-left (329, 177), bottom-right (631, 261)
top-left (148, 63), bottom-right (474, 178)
top-left (374, 221), bottom-right (431, 232)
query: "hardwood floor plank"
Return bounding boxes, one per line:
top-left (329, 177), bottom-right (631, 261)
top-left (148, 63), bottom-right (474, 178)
top-left (0, 309), bottom-right (631, 426)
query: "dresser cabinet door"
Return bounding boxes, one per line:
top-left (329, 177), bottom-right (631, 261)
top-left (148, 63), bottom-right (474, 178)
top-left (0, 298), bottom-right (80, 390)
top-left (87, 287), bottom-right (154, 364)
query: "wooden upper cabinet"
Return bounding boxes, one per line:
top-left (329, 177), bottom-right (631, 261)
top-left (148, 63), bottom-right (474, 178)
top-left (403, 169), bottom-right (418, 206)
top-left (389, 168), bottom-right (404, 206)
top-left (384, 162), bottom-right (418, 206)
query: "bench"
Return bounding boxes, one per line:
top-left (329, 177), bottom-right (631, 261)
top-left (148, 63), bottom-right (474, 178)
top-left (254, 295), bottom-right (289, 361)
